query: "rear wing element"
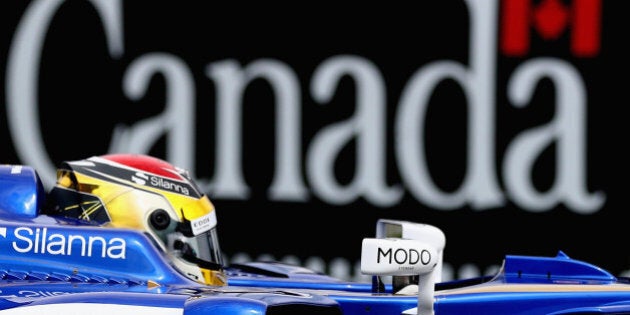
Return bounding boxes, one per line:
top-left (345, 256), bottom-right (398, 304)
top-left (361, 219), bottom-right (446, 315)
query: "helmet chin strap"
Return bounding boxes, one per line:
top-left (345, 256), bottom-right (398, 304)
top-left (180, 250), bottom-right (224, 271)
top-left (171, 253), bottom-right (205, 283)
top-left (175, 208), bottom-right (194, 237)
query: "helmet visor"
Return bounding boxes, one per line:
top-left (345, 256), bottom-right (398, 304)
top-left (166, 211), bottom-right (223, 270)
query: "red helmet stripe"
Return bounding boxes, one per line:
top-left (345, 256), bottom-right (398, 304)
top-left (102, 154), bottom-right (183, 180)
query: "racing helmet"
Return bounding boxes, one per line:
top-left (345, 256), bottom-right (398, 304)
top-left (44, 154), bottom-right (226, 286)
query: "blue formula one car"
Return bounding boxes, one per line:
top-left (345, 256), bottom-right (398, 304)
top-left (2, 154), bottom-right (630, 315)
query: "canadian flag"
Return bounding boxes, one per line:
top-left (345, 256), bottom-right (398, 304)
top-left (501, 0), bottom-right (601, 57)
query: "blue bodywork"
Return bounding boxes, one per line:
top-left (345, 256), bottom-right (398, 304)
top-left (2, 164), bottom-right (630, 315)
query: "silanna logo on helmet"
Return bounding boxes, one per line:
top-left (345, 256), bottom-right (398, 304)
top-left (190, 212), bottom-right (216, 235)
top-left (1, 226), bottom-right (126, 259)
top-left (132, 172), bottom-right (191, 197)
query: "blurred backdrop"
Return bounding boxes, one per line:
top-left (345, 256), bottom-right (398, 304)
top-left (1, 0), bottom-right (627, 281)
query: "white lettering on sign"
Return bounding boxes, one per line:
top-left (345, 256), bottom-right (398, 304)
top-left (191, 212), bottom-right (216, 236)
top-left (5, 0), bottom-right (605, 213)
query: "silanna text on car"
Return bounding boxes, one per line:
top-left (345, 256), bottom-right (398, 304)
top-left (10, 227), bottom-right (127, 259)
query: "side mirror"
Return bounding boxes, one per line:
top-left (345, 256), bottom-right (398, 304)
top-left (361, 238), bottom-right (437, 276)
top-left (361, 219), bottom-right (446, 315)
top-left (361, 238), bottom-right (438, 315)
top-left (375, 219), bottom-right (445, 284)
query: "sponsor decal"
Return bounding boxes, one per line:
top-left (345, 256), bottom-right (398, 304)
top-left (131, 172), bottom-right (149, 185)
top-left (149, 176), bottom-right (190, 196)
top-left (131, 171), bottom-right (191, 196)
top-left (1, 226), bottom-right (126, 259)
top-left (17, 290), bottom-right (68, 298)
top-left (377, 247), bottom-right (432, 267)
top-left (1, 290), bottom-right (69, 298)
top-left (191, 212), bottom-right (216, 236)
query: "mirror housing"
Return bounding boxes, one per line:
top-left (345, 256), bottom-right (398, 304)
top-left (360, 219), bottom-right (446, 315)
top-left (361, 238), bottom-right (437, 276)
